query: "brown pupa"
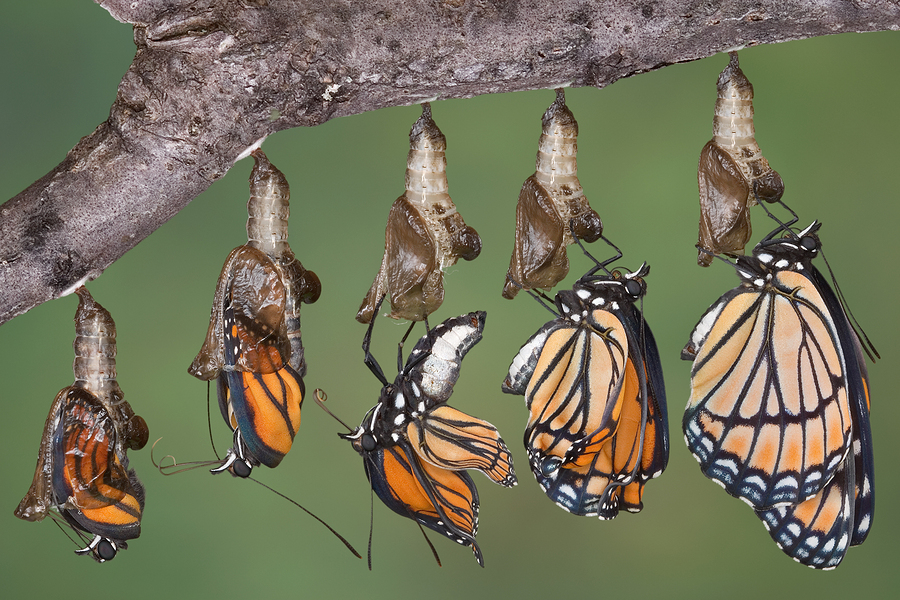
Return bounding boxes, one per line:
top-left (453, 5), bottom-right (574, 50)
top-left (190, 149), bottom-right (321, 382)
top-left (357, 103), bottom-right (481, 323)
top-left (696, 53), bottom-right (784, 267)
top-left (502, 89), bottom-right (603, 299)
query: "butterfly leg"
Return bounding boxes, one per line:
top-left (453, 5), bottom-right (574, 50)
top-left (362, 294), bottom-right (389, 386)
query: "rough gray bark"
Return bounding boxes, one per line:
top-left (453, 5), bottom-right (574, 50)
top-left (1, 0), bottom-right (897, 325)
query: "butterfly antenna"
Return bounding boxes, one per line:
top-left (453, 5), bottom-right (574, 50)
top-left (247, 477), bottom-right (361, 558)
top-left (367, 481), bottom-right (376, 570)
top-left (50, 513), bottom-right (87, 550)
top-left (206, 381), bottom-right (221, 460)
top-left (416, 522), bottom-right (442, 567)
top-left (363, 294), bottom-right (390, 386)
top-left (818, 252), bottom-right (880, 361)
top-left (150, 438), bottom-right (224, 475)
top-left (312, 389), bottom-right (355, 432)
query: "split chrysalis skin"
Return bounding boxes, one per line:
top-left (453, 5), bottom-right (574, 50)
top-left (356, 103), bottom-right (481, 324)
top-left (696, 53), bottom-right (784, 267)
top-left (503, 89), bottom-right (603, 299)
top-left (189, 149), bottom-right (321, 381)
top-left (15, 287), bottom-right (147, 562)
top-left (188, 149), bottom-right (319, 476)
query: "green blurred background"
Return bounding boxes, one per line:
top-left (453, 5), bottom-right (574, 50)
top-left (2, 3), bottom-right (898, 598)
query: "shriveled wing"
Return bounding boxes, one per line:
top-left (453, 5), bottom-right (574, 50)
top-left (366, 442), bottom-right (483, 566)
top-left (502, 319), bottom-right (569, 396)
top-left (540, 352), bottom-right (667, 519)
top-left (684, 270), bottom-right (852, 509)
top-left (51, 389), bottom-right (144, 541)
top-left (407, 405), bottom-right (516, 487)
top-left (218, 300), bottom-right (304, 468)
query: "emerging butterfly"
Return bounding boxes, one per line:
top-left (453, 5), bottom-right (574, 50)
top-left (338, 304), bottom-right (516, 567)
top-left (682, 217), bottom-right (876, 568)
top-left (189, 149), bottom-right (321, 477)
top-left (502, 240), bottom-right (669, 519)
top-left (15, 287), bottom-right (148, 562)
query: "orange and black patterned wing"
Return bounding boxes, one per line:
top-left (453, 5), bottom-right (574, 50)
top-left (513, 316), bottom-right (629, 492)
top-left (219, 296), bottom-right (304, 469)
top-left (810, 264), bottom-right (875, 546)
top-left (365, 441), bottom-right (482, 565)
top-left (756, 447), bottom-right (855, 569)
top-left (51, 388), bottom-right (144, 545)
top-left (683, 268), bottom-right (852, 509)
top-left (753, 264), bottom-right (875, 569)
top-left (407, 404), bottom-right (516, 487)
top-left (532, 307), bottom-right (668, 518)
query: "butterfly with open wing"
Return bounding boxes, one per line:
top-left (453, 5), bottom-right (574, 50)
top-left (503, 239), bottom-right (669, 519)
top-left (682, 215), bottom-right (876, 569)
top-left (15, 287), bottom-right (148, 563)
top-left (334, 304), bottom-right (516, 567)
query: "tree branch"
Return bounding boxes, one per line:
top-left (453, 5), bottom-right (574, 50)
top-left (1, 0), bottom-right (897, 325)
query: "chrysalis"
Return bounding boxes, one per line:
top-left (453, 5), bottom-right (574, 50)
top-left (696, 52), bottom-right (784, 267)
top-left (16, 287), bottom-right (148, 562)
top-left (357, 103), bottom-right (481, 323)
top-left (502, 88), bottom-right (603, 299)
top-left (189, 149), bottom-right (320, 475)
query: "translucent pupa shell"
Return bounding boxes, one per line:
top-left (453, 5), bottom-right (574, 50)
top-left (696, 53), bottom-right (784, 267)
top-left (503, 89), bottom-right (603, 299)
top-left (357, 103), bottom-right (481, 323)
top-left (15, 287), bottom-right (147, 562)
top-left (189, 149), bottom-right (321, 380)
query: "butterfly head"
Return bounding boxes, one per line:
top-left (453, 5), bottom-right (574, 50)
top-left (74, 534), bottom-right (123, 563)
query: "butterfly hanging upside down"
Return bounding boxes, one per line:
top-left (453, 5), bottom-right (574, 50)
top-left (683, 218), bottom-right (876, 569)
top-left (15, 287), bottom-right (148, 563)
top-left (503, 241), bottom-right (669, 519)
top-left (339, 303), bottom-right (516, 567)
top-left (189, 149), bottom-right (320, 477)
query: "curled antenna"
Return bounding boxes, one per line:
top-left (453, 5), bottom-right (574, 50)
top-left (312, 389), bottom-right (355, 432)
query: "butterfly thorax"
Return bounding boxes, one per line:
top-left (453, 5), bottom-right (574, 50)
top-left (735, 227), bottom-right (821, 290)
top-left (555, 268), bottom-right (647, 330)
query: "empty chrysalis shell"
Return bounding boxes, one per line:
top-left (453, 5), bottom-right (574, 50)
top-left (696, 53), bottom-right (784, 267)
top-left (357, 103), bottom-right (481, 323)
top-left (189, 149), bottom-right (321, 380)
top-left (502, 89), bottom-right (603, 299)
